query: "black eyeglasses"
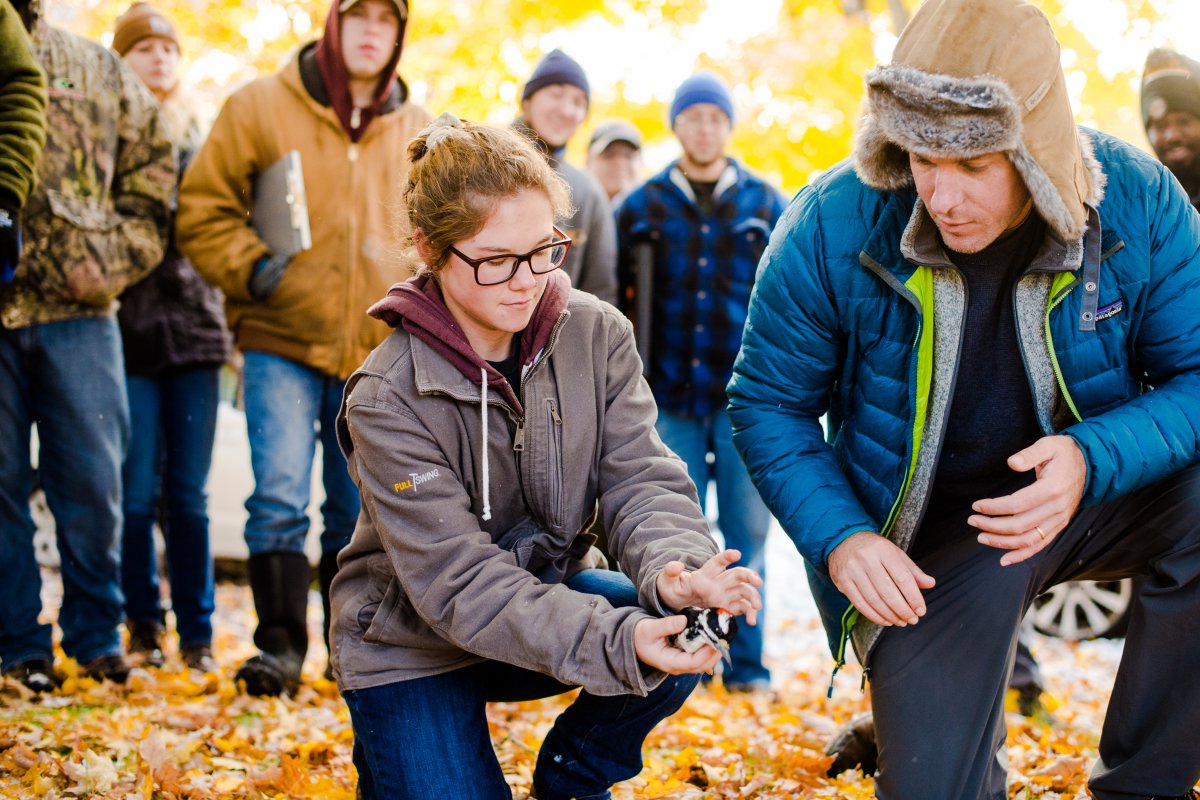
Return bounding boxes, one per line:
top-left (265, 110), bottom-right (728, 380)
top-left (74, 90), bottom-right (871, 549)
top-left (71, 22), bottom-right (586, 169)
top-left (448, 227), bottom-right (572, 286)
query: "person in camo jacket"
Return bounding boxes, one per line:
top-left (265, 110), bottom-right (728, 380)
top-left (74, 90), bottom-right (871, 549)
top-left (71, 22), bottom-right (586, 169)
top-left (0, 0), bottom-right (175, 692)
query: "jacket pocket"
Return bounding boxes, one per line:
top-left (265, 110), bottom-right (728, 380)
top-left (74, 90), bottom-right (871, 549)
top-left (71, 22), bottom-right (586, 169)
top-left (495, 517), bottom-right (582, 584)
top-left (43, 191), bottom-right (127, 307)
top-left (359, 576), bottom-right (430, 648)
top-left (496, 519), bottom-right (549, 572)
top-left (360, 576), bottom-right (398, 643)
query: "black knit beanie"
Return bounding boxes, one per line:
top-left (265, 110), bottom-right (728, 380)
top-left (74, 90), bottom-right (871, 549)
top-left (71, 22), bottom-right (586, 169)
top-left (521, 49), bottom-right (589, 107)
top-left (1142, 48), bottom-right (1200, 127)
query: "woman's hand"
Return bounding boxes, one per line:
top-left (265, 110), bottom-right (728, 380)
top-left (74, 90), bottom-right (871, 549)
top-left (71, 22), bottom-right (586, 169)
top-left (633, 616), bottom-right (724, 674)
top-left (656, 549), bottom-right (763, 625)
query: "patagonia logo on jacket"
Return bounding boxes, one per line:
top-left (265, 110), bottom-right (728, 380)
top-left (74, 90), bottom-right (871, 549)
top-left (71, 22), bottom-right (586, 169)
top-left (1096, 300), bottom-right (1123, 321)
top-left (394, 468), bottom-right (441, 493)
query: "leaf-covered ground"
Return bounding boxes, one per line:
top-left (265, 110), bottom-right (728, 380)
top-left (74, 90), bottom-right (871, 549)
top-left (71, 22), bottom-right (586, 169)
top-left (0, 551), bottom-right (1177, 799)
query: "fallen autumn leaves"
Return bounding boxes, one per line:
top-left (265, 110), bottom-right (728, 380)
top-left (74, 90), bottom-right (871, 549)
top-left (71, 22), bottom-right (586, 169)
top-left (0, 577), bottom-right (1151, 799)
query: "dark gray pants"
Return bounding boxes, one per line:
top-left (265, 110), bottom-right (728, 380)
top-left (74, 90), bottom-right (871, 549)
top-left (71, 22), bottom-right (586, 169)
top-left (869, 464), bottom-right (1200, 800)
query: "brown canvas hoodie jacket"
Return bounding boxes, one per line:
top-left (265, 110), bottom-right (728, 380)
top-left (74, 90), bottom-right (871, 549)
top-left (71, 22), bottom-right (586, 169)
top-left (176, 7), bottom-right (430, 379)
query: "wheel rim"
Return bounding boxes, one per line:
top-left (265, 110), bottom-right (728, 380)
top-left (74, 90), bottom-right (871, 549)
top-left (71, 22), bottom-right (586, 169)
top-left (1031, 579), bottom-right (1133, 639)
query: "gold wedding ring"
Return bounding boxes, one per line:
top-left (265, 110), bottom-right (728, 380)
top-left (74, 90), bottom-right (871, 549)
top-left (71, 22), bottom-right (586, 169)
top-left (1035, 525), bottom-right (1047, 541)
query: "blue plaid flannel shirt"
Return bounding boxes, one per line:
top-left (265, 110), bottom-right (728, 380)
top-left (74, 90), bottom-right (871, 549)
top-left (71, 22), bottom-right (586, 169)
top-left (616, 158), bottom-right (786, 418)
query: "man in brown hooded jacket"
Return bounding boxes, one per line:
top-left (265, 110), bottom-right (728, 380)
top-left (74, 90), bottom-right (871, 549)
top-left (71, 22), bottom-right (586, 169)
top-left (176, 0), bottom-right (430, 696)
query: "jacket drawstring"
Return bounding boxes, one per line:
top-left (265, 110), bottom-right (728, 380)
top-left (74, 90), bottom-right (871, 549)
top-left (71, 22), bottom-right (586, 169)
top-left (480, 367), bottom-right (491, 521)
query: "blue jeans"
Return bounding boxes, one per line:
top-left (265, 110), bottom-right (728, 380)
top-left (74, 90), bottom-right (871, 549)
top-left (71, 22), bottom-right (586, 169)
top-left (655, 408), bottom-right (771, 686)
top-left (242, 351), bottom-right (359, 557)
top-left (121, 367), bottom-right (220, 648)
top-left (0, 317), bottom-right (129, 667)
top-left (342, 569), bottom-right (699, 800)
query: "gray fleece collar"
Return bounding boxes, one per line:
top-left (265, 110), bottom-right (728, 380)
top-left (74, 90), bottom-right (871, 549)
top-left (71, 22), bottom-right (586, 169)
top-left (900, 199), bottom-right (1084, 274)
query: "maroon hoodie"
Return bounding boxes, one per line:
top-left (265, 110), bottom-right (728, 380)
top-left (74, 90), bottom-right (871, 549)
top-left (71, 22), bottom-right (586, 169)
top-left (367, 270), bottom-right (572, 414)
top-left (315, 0), bottom-right (408, 142)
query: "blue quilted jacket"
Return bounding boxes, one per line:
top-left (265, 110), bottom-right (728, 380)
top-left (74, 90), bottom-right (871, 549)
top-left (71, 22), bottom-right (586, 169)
top-left (728, 130), bottom-right (1200, 669)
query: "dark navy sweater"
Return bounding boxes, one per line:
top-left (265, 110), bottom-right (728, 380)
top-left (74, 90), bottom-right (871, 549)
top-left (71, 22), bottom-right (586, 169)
top-left (912, 211), bottom-right (1047, 560)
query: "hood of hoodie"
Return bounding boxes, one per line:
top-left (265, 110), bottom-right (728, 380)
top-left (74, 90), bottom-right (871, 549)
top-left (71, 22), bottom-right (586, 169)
top-left (367, 270), bottom-right (572, 414)
top-left (853, 0), bottom-right (1103, 242)
top-left (314, 0), bottom-right (408, 142)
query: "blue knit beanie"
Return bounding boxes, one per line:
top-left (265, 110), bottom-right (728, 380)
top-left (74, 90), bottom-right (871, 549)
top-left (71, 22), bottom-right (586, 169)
top-left (522, 49), bottom-right (590, 106)
top-left (669, 72), bottom-right (734, 127)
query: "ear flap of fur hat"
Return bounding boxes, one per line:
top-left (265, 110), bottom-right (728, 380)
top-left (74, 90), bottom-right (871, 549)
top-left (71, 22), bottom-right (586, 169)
top-left (853, 0), bottom-right (1102, 242)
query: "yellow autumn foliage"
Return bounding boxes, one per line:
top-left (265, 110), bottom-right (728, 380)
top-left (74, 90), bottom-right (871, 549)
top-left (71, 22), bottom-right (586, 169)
top-left (53, 0), bottom-right (1179, 195)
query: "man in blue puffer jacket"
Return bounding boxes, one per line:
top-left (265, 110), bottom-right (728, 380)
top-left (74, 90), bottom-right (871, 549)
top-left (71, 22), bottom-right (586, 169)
top-left (728, 0), bottom-right (1200, 798)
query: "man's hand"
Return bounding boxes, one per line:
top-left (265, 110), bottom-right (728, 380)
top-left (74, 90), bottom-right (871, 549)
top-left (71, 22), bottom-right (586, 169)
top-left (248, 253), bottom-right (291, 299)
top-left (634, 615), bottom-right (724, 674)
top-left (656, 549), bottom-right (763, 625)
top-left (970, 435), bottom-right (1086, 566)
top-left (828, 532), bottom-right (935, 626)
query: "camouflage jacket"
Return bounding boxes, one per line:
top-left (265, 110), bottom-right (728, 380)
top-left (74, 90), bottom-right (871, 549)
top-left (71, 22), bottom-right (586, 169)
top-left (1, 23), bottom-right (175, 329)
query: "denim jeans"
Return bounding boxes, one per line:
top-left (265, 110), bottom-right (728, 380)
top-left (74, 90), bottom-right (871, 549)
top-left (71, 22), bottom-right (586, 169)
top-left (241, 351), bottom-right (359, 557)
top-left (655, 408), bottom-right (771, 686)
top-left (0, 317), bottom-right (129, 667)
top-left (342, 569), bottom-right (699, 800)
top-left (121, 367), bottom-right (219, 648)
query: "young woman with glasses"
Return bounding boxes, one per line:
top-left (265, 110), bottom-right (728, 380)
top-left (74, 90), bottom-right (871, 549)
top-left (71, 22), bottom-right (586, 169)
top-left (326, 114), bottom-right (762, 800)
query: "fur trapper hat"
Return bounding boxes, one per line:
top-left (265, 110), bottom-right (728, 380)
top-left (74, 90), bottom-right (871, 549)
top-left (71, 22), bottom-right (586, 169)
top-left (853, 0), bottom-right (1102, 242)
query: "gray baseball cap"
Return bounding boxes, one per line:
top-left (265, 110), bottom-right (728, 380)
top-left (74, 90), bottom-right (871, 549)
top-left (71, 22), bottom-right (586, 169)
top-left (588, 119), bottom-right (643, 158)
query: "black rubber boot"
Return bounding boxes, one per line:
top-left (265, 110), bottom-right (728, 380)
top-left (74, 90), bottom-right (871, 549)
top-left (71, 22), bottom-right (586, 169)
top-left (825, 712), bottom-right (878, 777)
top-left (318, 550), bottom-right (339, 681)
top-left (235, 552), bottom-right (311, 696)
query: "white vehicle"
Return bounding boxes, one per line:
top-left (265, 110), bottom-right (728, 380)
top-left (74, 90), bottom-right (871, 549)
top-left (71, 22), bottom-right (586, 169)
top-left (32, 402), bottom-right (325, 569)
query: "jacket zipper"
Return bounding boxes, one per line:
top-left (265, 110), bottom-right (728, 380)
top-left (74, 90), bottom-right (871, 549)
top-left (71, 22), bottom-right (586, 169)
top-left (829, 258), bottom-right (928, 689)
top-left (547, 398), bottom-right (564, 524)
top-left (830, 303), bottom-right (926, 694)
top-left (830, 264), bottom-right (968, 695)
top-left (508, 313), bottom-right (571, 531)
top-left (341, 141), bottom-right (360, 375)
top-left (828, 310), bottom-right (922, 694)
top-left (1043, 281), bottom-right (1085, 424)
